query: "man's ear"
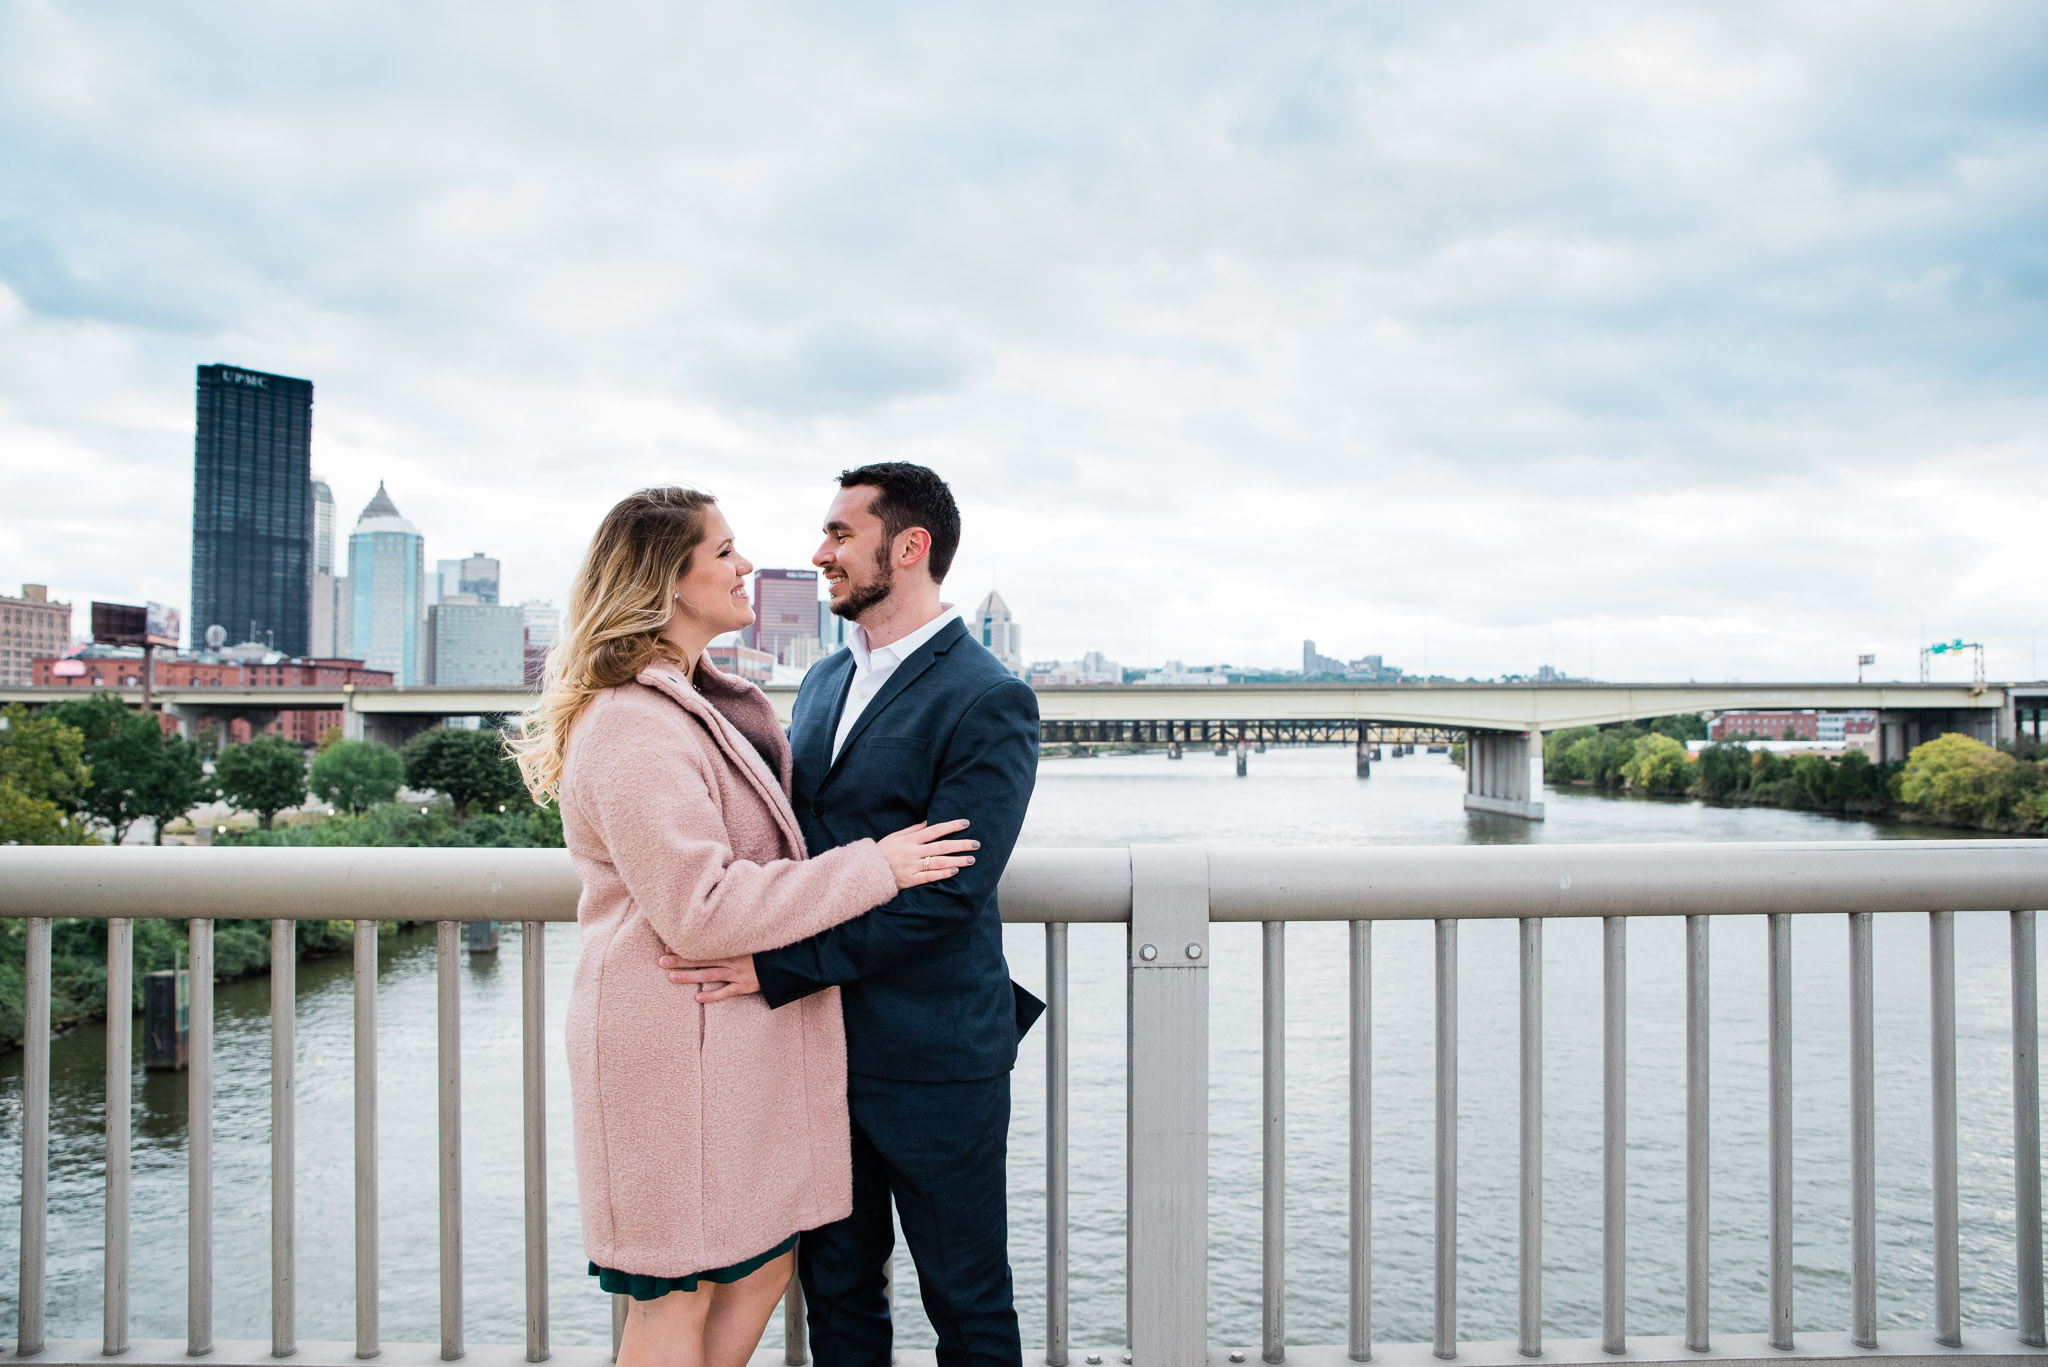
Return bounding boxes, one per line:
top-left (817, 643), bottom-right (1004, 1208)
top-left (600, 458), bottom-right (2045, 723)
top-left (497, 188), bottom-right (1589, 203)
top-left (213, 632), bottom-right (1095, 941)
top-left (896, 527), bottom-right (933, 572)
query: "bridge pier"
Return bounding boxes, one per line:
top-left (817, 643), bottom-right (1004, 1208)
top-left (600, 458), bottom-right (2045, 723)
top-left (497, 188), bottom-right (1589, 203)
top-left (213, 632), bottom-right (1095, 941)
top-left (1465, 730), bottom-right (1546, 820)
top-left (1235, 742), bottom-right (1248, 777)
top-left (1356, 735), bottom-right (1370, 778)
top-left (1168, 741), bottom-right (1183, 760)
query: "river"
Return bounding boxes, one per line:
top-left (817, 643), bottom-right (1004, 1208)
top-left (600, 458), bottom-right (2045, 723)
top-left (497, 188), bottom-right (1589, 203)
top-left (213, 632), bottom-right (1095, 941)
top-left (0, 748), bottom-right (2036, 1355)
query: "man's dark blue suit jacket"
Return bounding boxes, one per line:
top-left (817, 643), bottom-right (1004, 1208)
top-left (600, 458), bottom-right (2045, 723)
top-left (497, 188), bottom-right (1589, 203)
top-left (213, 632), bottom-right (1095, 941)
top-left (753, 616), bottom-right (1043, 1082)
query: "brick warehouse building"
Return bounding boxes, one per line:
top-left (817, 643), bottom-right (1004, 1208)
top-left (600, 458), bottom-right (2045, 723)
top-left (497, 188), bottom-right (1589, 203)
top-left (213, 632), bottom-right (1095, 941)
top-left (33, 652), bottom-right (392, 744)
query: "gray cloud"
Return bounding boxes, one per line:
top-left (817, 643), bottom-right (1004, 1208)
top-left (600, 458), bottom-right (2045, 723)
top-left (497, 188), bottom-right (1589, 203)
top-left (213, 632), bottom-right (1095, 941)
top-left (0, 0), bottom-right (2042, 681)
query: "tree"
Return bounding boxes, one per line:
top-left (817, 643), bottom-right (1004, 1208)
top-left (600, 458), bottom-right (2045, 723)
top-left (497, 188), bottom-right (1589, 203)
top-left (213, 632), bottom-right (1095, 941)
top-left (46, 692), bottom-right (163, 842)
top-left (1624, 733), bottom-right (1692, 796)
top-left (311, 739), bottom-right (406, 815)
top-left (402, 727), bottom-right (526, 818)
top-left (0, 705), bottom-right (95, 845)
top-left (316, 725), bottom-right (345, 754)
top-left (1899, 733), bottom-right (2022, 827)
top-left (215, 733), bottom-right (309, 829)
top-left (1692, 742), bottom-right (1752, 800)
top-left (135, 735), bottom-right (215, 844)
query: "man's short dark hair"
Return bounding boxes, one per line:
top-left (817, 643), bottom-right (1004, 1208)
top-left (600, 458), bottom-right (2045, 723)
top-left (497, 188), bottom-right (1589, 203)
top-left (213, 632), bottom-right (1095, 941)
top-left (839, 462), bottom-right (961, 583)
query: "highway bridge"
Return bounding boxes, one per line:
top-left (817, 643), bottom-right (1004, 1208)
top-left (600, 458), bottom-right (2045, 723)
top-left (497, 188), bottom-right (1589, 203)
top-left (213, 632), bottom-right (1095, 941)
top-left (6, 679), bottom-right (2043, 822)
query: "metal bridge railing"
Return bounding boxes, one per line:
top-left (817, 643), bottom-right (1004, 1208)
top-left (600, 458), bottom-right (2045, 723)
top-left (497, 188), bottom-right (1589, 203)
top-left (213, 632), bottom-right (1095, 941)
top-left (4, 841), bottom-right (2048, 1367)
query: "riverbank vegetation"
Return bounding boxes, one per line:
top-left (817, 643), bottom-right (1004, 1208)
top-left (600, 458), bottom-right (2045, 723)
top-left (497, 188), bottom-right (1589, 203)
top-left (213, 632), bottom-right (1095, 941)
top-left (1541, 720), bottom-right (2046, 833)
top-left (2, 699), bottom-right (558, 1046)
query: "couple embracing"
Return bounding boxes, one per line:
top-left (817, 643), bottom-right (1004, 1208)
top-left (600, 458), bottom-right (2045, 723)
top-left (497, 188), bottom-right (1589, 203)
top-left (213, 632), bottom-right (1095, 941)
top-left (512, 463), bottom-right (1040, 1367)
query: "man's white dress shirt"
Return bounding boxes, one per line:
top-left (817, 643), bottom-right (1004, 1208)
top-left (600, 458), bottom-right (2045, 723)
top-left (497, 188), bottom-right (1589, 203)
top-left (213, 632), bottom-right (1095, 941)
top-left (831, 606), bottom-right (957, 764)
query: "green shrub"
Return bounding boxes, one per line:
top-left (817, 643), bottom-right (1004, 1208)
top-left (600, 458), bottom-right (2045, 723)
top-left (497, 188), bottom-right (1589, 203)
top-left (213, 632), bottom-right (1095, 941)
top-left (1624, 733), bottom-right (1692, 796)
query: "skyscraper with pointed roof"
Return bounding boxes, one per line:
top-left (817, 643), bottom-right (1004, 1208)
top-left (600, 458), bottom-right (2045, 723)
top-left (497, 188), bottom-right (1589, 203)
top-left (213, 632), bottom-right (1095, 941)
top-left (974, 590), bottom-right (1022, 676)
top-left (347, 481), bottom-right (427, 682)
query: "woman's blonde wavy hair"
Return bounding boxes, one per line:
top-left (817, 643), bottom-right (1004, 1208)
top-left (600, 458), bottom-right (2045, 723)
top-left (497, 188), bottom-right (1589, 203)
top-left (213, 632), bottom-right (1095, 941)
top-left (510, 486), bottom-right (719, 803)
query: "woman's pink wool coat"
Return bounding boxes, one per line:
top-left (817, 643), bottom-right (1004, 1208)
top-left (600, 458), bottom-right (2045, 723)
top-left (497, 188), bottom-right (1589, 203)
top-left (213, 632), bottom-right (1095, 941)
top-left (558, 660), bottom-right (897, 1278)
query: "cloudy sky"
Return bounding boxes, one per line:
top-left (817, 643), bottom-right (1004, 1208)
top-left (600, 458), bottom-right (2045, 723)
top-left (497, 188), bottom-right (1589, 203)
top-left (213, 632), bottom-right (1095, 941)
top-left (2, 2), bottom-right (2043, 682)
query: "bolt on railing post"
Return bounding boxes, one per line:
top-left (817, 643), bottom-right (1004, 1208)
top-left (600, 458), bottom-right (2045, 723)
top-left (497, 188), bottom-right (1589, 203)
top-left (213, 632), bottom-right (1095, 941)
top-left (272, 918), bottom-right (297, 1357)
top-left (356, 917), bottom-right (380, 1359)
top-left (189, 917), bottom-right (215, 1357)
top-left (106, 916), bottom-right (132, 1357)
top-left (1685, 915), bottom-right (1709, 1354)
top-left (1350, 920), bottom-right (1371, 1365)
top-left (1518, 918), bottom-right (1540, 1359)
top-left (1850, 912), bottom-right (1877, 1350)
top-left (1263, 920), bottom-right (1286, 1364)
top-left (17, 917), bottom-right (51, 1358)
top-left (1768, 913), bottom-right (1794, 1352)
top-left (1435, 918), bottom-right (1457, 1361)
top-left (438, 920), bottom-right (464, 1361)
top-left (1602, 917), bottom-right (1624, 1356)
top-left (1931, 909), bottom-right (1962, 1347)
top-left (1046, 921), bottom-right (1070, 1367)
top-left (2014, 909), bottom-right (2045, 1348)
top-left (523, 922), bottom-right (551, 1364)
top-left (1127, 846), bottom-right (1208, 1367)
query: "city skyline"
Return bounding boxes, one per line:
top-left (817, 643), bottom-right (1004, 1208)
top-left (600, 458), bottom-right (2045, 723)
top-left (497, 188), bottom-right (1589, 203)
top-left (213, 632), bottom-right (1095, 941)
top-left (2, 5), bottom-right (2042, 683)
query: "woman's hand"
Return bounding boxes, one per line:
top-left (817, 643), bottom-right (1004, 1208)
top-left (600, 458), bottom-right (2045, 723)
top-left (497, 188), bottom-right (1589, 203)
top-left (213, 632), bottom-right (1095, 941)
top-left (877, 818), bottom-right (978, 890)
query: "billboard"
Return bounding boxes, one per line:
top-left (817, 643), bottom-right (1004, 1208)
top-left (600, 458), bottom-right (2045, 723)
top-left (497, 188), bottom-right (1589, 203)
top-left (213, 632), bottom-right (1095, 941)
top-left (146, 602), bottom-right (182, 648)
top-left (90, 601), bottom-right (147, 646)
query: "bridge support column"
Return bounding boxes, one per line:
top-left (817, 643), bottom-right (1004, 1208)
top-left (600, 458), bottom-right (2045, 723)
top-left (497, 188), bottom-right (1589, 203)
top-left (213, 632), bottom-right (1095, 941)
top-left (1235, 742), bottom-right (1248, 777)
top-left (1465, 730), bottom-right (1546, 820)
top-left (1356, 734), bottom-right (1370, 778)
top-left (1168, 741), bottom-right (1182, 760)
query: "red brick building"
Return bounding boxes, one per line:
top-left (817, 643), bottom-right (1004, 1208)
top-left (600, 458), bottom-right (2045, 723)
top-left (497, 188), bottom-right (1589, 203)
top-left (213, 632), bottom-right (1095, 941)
top-left (33, 653), bottom-right (392, 745)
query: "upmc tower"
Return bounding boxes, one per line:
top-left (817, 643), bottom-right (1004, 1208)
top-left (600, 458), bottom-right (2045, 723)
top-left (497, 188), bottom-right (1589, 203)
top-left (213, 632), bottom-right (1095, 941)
top-left (190, 364), bottom-right (314, 656)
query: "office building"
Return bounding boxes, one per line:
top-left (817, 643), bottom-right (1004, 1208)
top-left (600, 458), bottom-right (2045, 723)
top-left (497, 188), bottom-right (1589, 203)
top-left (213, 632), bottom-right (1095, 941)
top-left (707, 642), bottom-right (775, 683)
top-left (819, 599), bottom-right (846, 654)
top-left (748, 568), bottom-right (821, 665)
top-left (1031, 650), bottom-right (1123, 686)
top-left (347, 482), bottom-right (428, 683)
top-left (426, 601), bottom-right (525, 686)
top-left (312, 476), bottom-right (335, 573)
top-left (974, 591), bottom-right (1023, 676)
top-left (190, 364), bottom-right (314, 655)
top-left (1, 584), bottom-right (72, 685)
top-left (521, 599), bottom-right (560, 686)
top-left (435, 552), bottom-right (500, 605)
top-left (308, 475), bottom-right (339, 655)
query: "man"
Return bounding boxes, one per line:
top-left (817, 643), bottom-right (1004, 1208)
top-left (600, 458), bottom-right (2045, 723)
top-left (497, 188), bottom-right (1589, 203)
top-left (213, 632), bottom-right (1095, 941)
top-left (663, 462), bottom-right (1042, 1367)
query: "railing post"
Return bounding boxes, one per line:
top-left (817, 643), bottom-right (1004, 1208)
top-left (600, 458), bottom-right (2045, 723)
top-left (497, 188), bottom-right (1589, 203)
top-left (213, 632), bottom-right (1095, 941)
top-left (1350, 920), bottom-right (1371, 1364)
top-left (356, 917), bottom-right (380, 1359)
top-left (1685, 915), bottom-right (1709, 1354)
top-left (1518, 918), bottom-right (1540, 1359)
top-left (17, 917), bottom-right (51, 1358)
top-left (1768, 913), bottom-right (1794, 1352)
top-left (523, 922), bottom-right (551, 1364)
top-left (1850, 912), bottom-right (1877, 1350)
top-left (1932, 910), bottom-right (1961, 1347)
top-left (1263, 920), bottom-right (1286, 1364)
top-left (438, 920), bottom-right (464, 1361)
top-left (2015, 909), bottom-right (2045, 1348)
top-left (1127, 846), bottom-right (1208, 1367)
top-left (106, 916), bottom-right (132, 1358)
top-left (1602, 917), bottom-right (1625, 1356)
top-left (272, 918), bottom-right (297, 1358)
top-left (1435, 919), bottom-right (1457, 1360)
top-left (189, 917), bottom-right (215, 1357)
top-left (1047, 921), bottom-right (1071, 1367)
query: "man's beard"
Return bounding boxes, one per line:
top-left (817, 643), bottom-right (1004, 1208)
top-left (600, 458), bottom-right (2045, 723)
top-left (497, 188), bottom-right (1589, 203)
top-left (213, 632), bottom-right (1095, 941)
top-left (830, 547), bottom-right (895, 621)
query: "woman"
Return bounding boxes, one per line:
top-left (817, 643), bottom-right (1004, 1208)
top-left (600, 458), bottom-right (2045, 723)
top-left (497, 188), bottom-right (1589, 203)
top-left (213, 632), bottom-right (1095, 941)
top-left (512, 486), bottom-right (978, 1367)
